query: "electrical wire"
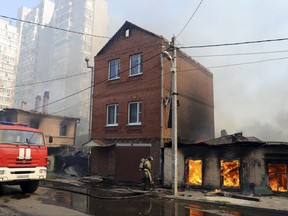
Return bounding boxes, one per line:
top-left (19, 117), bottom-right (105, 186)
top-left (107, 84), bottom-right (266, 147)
top-left (15, 71), bottom-right (90, 88)
top-left (35, 49), bottom-right (164, 111)
top-left (0, 15), bottom-right (109, 39)
top-left (179, 37), bottom-right (288, 49)
top-left (208, 56), bottom-right (288, 69)
top-left (177, 0), bottom-right (204, 38)
top-left (15, 39), bottom-right (162, 88)
top-left (191, 49), bottom-right (288, 58)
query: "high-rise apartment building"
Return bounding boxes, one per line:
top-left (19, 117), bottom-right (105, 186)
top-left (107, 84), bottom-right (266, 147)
top-left (15, 0), bottom-right (55, 111)
top-left (15, 0), bottom-right (109, 143)
top-left (0, 18), bottom-right (20, 109)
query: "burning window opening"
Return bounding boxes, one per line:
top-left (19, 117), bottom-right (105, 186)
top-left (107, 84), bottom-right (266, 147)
top-left (268, 163), bottom-right (287, 192)
top-left (221, 160), bottom-right (240, 187)
top-left (186, 159), bottom-right (202, 185)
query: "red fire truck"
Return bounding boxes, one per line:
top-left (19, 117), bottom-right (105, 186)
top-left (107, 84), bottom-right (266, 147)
top-left (0, 121), bottom-right (49, 193)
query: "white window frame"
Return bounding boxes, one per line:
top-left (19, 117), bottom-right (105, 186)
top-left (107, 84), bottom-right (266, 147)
top-left (128, 101), bottom-right (142, 125)
top-left (108, 59), bottom-right (120, 80)
top-left (107, 104), bottom-right (119, 126)
top-left (130, 54), bottom-right (142, 76)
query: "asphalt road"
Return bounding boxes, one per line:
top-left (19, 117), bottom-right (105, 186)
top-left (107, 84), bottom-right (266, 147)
top-left (0, 185), bottom-right (88, 216)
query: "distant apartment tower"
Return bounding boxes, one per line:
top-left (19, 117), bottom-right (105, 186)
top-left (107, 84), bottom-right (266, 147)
top-left (15, 0), bottom-right (55, 110)
top-left (0, 18), bottom-right (20, 109)
top-left (48, 0), bottom-right (109, 140)
top-left (15, 0), bottom-right (109, 143)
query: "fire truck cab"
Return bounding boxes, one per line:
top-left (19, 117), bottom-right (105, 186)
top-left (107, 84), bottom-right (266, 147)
top-left (0, 121), bottom-right (49, 193)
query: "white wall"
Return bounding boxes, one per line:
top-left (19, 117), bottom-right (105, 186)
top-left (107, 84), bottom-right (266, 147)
top-left (163, 147), bottom-right (185, 187)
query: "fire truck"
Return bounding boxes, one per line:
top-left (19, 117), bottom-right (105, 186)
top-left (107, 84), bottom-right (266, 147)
top-left (0, 121), bottom-right (50, 193)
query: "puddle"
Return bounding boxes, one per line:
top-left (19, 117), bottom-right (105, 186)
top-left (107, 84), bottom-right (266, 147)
top-left (41, 188), bottom-right (287, 216)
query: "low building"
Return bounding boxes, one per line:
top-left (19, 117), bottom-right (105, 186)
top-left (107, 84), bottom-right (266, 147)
top-left (0, 108), bottom-right (79, 146)
top-left (164, 132), bottom-right (288, 194)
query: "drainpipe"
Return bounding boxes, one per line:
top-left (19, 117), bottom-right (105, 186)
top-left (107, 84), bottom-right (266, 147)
top-left (160, 52), bottom-right (164, 183)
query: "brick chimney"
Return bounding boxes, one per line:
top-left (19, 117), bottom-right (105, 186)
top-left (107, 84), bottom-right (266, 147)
top-left (34, 95), bottom-right (41, 112)
top-left (42, 91), bottom-right (49, 113)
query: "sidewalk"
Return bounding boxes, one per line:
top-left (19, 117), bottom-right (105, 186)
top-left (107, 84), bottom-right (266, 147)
top-left (40, 177), bottom-right (288, 213)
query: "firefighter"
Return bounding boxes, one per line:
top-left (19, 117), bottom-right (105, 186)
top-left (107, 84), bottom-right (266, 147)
top-left (139, 156), bottom-right (154, 190)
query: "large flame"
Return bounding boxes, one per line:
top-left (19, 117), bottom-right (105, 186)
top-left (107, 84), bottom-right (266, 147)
top-left (268, 163), bottom-right (287, 192)
top-left (187, 160), bottom-right (202, 185)
top-left (221, 160), bottom-right (240, 187)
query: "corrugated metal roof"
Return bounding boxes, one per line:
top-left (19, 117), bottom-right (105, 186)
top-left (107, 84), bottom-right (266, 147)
top-left (203, 134), bottom-right (263, 146)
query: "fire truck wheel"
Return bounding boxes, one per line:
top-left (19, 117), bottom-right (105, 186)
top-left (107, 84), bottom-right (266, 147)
top-left (20, 181), bottom-right (39, 193)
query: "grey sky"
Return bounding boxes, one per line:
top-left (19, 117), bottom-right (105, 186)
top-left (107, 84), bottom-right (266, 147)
top-left (2, 0), bottom-right (288, 141)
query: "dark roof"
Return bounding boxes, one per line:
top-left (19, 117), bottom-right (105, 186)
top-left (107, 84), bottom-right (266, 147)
top-left (0, 108), bottom-right (80, 122)
top-left (97, 21), bottom-right (164, 56)
top-left (202, 133), bottom-right (264, 146)
top-left (263, 141), bottom-right (288, 146)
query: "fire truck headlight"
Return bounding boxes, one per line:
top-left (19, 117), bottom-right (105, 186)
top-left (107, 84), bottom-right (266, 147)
top-left (39, 169), bottom-right (47, 173)
top-left (0, 170), bottom-right (4, 175)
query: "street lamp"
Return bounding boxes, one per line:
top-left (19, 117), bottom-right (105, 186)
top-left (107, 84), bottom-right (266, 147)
top-left (162, 36), bottom-right (178, 196)
top-left (85, 58), bottom-right (94, 140)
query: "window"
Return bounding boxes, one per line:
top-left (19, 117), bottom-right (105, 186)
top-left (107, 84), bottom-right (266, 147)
top-left (108, 59), bottom-right (120, 80)
top-left (221, 160), bottom-right (240, 187)
top-left (268, 163), bottom-right (287, 192)
top-left (130, 54), bottom-right (142, 76)
top-left (30, 120), bottom-right (40, 129)
top-left (107, 104), bottom-right (118, 126)
top-left (186, 159), bottom-right (202, 185)
top-left (128, 101), bottom-right (142, 125)
top-left (125, 29), bottom-right (130, 37)
top-left (60, 124), bottom-right (67, 136)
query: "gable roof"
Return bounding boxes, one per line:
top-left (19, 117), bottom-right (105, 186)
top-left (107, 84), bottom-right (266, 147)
top-left (96, 21), bottom-right (164, 55)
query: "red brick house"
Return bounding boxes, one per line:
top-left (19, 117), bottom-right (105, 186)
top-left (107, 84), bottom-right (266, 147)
top-left (88, 21), bottom-right (214, 184)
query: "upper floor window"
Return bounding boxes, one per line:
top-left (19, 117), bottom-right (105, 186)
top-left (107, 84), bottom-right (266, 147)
top-left (130, 54), bottom-right (142, 76)
top-left (108, 59), bottom-right (120, 80)
top-left (128, 101), bottom-right (142, 125)
top-left (107, 104), bottom-right (119, 126)
top-left (125, 29), bottom-right (130, 37)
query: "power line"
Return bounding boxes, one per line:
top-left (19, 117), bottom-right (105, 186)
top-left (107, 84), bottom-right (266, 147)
top-left (0, 15), bottom-right (109, 39)
top-left (177, 0), bottom-right (204, 38)
top-left (208, 56), bottom-right (288, 69)
top-left (191, 49), bottom-right (288, 58)
top-left (35, 50), bottom-right (164, 111)
top-left (15, 39), bottom-right (160, 87)
top-left (179, 37), bottom-right (288, 49)
top-left (15, 71), bottom-right (90, 88)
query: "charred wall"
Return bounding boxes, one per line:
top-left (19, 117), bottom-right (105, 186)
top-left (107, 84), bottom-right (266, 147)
top-left (164, 143), bottom-right (288, 194)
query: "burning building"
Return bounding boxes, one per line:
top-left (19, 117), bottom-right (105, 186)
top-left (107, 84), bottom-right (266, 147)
top-left (164, 133), bottom-right (288, 195)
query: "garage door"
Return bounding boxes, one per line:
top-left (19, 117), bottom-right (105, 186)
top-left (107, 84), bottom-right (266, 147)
top-left (115, 143), bottom-right (151, 183)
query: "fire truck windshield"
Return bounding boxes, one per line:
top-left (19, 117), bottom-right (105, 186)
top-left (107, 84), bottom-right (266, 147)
top-left (0, 130), bottom-right (44, 146)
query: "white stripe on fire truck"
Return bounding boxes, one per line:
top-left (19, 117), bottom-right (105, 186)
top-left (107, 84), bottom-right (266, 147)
top-left (25, 148), bottom-right (31, 159)
top-left (18, 148), bottom-right (25, 159)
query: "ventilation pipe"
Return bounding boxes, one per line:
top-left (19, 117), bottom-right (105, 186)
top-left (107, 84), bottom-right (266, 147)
top-left (42, 91), bottom-right (49, 113)
top-left (21, 101), bottom-right (27, 110)
top-left (34, 95), bottom-right (41, 112)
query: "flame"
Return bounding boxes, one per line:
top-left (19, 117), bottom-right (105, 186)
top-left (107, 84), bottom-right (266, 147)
top-left (221, 160), bottom-right (240, 187)
top-left (187, 160), bottom-right (202, 185)
top-left (268, 163), bottom-right (287, 192)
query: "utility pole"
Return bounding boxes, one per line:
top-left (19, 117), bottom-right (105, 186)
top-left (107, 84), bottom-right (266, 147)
top-left (171, 36), bottom-right (178, 196)
top-left (85, 58), bottom-right (94, 140)
top-left (162, 36), bottom-right (178, 196)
